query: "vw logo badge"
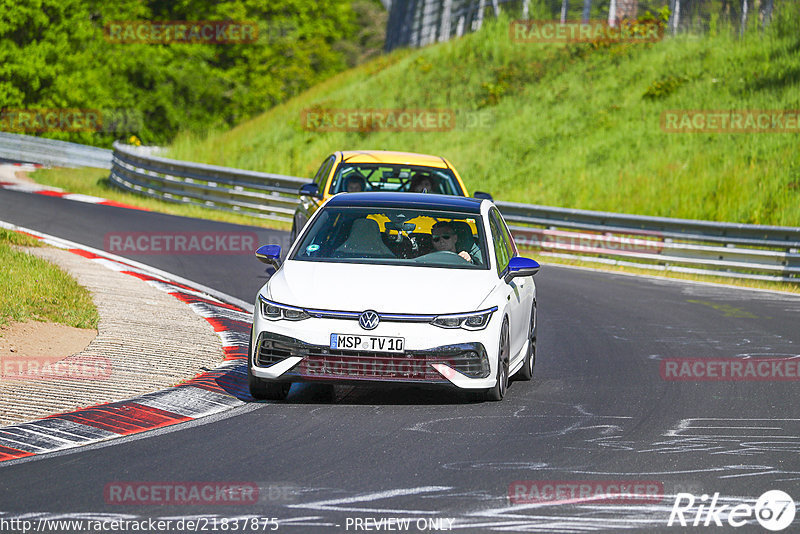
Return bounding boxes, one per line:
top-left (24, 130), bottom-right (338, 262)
top-left (359, 310), bottom-right (380, 330)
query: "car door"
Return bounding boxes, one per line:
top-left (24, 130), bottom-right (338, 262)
top-left (489, 208), bottom-right (528, 362)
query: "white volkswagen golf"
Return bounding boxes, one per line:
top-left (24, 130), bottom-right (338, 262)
top-left (249, 192), bottom-right (539, 401)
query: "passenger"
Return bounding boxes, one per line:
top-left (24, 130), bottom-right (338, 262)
top-left (451, 220), bottom-right (483, 265)
top-left (431, 221), bottom-right (472, 263)
top-left (344, 174), bottom-right (367, 192)
top-left (409, 173), bottom-right (435, 193)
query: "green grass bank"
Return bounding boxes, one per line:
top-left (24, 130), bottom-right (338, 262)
top-left (0, 229), bottom-right (99, 329)
top-left (161, 8), bottom-right (800, 226)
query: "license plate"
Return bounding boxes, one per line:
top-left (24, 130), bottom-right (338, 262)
top-left (330, 333), bottom-right (405, 353)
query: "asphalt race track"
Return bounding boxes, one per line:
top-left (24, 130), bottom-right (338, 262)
top-left (1, 188), bottom-right (798, 533)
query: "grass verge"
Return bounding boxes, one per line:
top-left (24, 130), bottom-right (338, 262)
top-left (0, 228), bottom-right (100, 330)
top-left (165, 8), bottom-right (800, 226)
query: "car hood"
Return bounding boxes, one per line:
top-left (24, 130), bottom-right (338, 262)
top-left (265, 260), bottom-right (493, 314)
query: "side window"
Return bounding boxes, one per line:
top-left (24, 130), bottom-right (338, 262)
top-left (314, 156), bottom-right (335, 189)
top-left (312, 156), bottom-right (328, 182)
top-left (489, 211), bottom-right (511, 275)
top-left (496, 209), bottom-right (518, 257)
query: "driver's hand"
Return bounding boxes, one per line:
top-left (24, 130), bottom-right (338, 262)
top-left (458, 251), bottom-right (472, 262)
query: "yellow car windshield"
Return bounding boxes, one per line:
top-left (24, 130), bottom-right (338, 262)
top-left (330, 164), bottom-right (464, 196)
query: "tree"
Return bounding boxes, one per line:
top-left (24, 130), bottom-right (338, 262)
top-left (1, 0), bottom-right (372, 145)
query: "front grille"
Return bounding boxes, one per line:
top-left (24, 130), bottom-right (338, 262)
top-left (294, 350), bottom-right (443, 381)
top-left (257, 337), bottom-right (296, 366)
top-left (256, 332), bottom-right (489, 381)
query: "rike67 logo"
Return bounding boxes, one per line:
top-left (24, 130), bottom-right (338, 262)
top-left (668, 490), bottom-right (795, 531)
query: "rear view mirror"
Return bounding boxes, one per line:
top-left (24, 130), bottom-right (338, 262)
top-left (473, 191), bottom-right (493, 201)
top-left (386, 222), bottom-right (416, 233)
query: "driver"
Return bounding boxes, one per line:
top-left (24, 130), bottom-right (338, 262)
top-left (409, 173), bottom-right (435, 193)
top-left (344, 174), bottom-right (367, 192)
top-left (431, 221), bottom-right (472, 263)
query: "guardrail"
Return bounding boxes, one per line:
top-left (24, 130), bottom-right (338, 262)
top-left (109, 142), bottom-right (306, 223)
top-left (0, 132), bottom-right (112, 169)
top-left (497, 201), bottom-right (800, 283)
top-left (108, 142), bottom-right (799, 282)
top-left (3, 134), bottom-right (798, 283)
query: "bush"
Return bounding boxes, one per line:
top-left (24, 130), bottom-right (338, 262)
top-left (0, 0), bottom-right (379, 146)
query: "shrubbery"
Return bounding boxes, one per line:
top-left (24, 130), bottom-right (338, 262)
top-left (0, 0), bottom-right (383, 146)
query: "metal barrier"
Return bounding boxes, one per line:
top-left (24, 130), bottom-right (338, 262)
top-left (497, 200), bottom-right (800, 283)
top-left (109, 142), bottom-right (306, 223)
top-left (108, 143), bottom-right (799, 282)
top-left (0, 132), bottom-right (112, 169)
top-left (2, 132), bottom-right (797, 283)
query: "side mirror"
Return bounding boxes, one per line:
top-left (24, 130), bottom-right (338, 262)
top-left (473, 191), bottom-right (493, 201)
top-left (255, 244), bottom-right (282, 269)
top-left (504, 256), bottom-right (539, 283)
top-left (299, 182), bottom-right (321, 199)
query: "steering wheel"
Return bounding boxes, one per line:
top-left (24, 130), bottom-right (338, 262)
top-left (416, 250), bottom-right (471, 264)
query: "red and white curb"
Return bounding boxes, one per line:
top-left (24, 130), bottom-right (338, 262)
top-left (0, 222), bottom-right (256, 464)
top-left (0, 181), bottom-right (149, 211)
top-left (4, 162), bottom-right (43, 171)
top-left (0, 164), bottom-right (148, 211)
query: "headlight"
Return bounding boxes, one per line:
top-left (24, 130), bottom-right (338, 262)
top-left (431, 307), bottom-right (497, 330)
top-left (259, 297), bottom-right (309, 321)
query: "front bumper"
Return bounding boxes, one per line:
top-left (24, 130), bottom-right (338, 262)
top-left (251, 331), bottom-right (491, 388)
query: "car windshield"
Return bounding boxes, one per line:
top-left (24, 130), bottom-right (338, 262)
top-left (329, 163), bottom-right (463, 196)
top-left (292, 207), bottom-right (488, 269)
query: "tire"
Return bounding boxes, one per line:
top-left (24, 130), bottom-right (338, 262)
top-left (484, 319), bottom-right (509, 401)
top-left (247, 329), bottom-right (291, 401)
top-left (314, 384), bottom-right (336, 402)
top-left (248, 372), bottom-right (290, 401)
top-left (514, 301), bottom-right (536, 381)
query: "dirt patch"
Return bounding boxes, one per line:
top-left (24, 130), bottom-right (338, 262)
top-left (14, 170), bottom-right (35, 184)
top-left (0, 166), bottom-right (34, 184)
top-left (0, 321), bottom-right (96, 368)
top-left (0, 245), bottom-right (224, 426)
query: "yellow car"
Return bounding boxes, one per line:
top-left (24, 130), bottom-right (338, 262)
top-left (291, 150), bottom-right (491, 242)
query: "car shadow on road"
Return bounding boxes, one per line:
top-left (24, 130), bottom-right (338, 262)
top-left (193, 356), bottom-right (514, 406)
top-left (280, 382), bottom-right (485, 405)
